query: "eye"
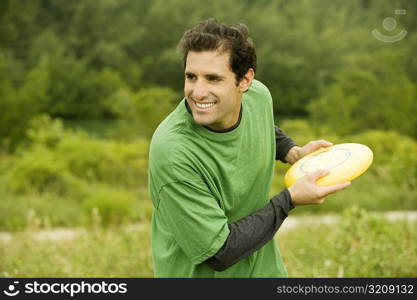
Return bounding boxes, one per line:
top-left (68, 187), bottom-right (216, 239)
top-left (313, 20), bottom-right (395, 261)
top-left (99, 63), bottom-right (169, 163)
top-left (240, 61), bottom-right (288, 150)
top-left (207, 75), bottom-right (222, 82)
top-left (185, 73), bottom-right (196, 80)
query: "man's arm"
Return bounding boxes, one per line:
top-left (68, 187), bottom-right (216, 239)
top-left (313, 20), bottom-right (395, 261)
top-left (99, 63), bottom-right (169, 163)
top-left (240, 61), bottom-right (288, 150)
top-left (205, 130), bottom-right (349, 271)
top-left (204, 172), bottom-right (351, 272)
top-left (276, 127), bottom-right (335, 164)
top-left (205, 188), bottom-right (294, 271)
top-left (275, 126), bottom-right (297, 163)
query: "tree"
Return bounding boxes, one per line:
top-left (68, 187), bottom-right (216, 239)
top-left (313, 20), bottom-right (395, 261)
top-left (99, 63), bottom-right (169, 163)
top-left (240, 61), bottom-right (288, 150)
top-left (309, 51), bottom-right (417, 138)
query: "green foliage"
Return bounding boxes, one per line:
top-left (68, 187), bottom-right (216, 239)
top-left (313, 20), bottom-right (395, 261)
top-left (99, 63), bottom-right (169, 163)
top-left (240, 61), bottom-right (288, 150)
top-left (350, 130), bottom-right (417, 189)
top-left (308, 52), bottom-right (417, 137)
top-left (83, 187), bottom-right (136, 226)
top-left (1, 115), bottom-right (150, 230)
top-left (42, 53), bottom-right (129, 118)
top-left (106, 86), bottom-right (178, 138)
top-left (6, 145), bottom-right (79, 195)
top-left (24, 115), bottom-right (149, 188)
top-left (57, 132), bottom-right (149, 187)
top-left (279, 206), bottom-right (417, 277)
top-left (0, 51), bottom-right (49, 149)
top-left (0, 0), bottom-right (416, 150)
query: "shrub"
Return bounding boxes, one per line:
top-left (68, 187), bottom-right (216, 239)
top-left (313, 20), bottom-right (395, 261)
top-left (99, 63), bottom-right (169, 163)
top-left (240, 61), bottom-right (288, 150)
top-left (26, 115), bottom-right (149, 188)
top-left (5, 145), bottom-right (79, 195)
top-left (105, 86), bottom-right (178, 138)
top-left (350, 130), bottom-right (417, 189)
top-left (308, 52), bottom-right (417, 138)
top-left (83, 186), bottom-right (136, 226)
top-left (56, 135), bottom-right (148, 188)
top-left (0, 115), bottom-right (151, 230)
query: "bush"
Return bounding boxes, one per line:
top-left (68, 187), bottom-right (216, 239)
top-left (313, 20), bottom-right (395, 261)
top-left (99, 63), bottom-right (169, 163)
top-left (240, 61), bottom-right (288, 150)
top-left (0, 53), bottom-right (49, 150)
top-left (57, 135), bottom-right (148, 188)
top-left (44, 54), bottom-right (128, 118)
top-left (83, 186), bottom-right (136, 226)
top-left (350, 130), bottom-right (417, 189)
top-left (308, 52), bottom-right (417, 138)
top-left (105, 86), bottom-right (178, 138)
top-left (25, 115), bottom-right (149, 189)
top-left (26, 115), bottom-right (69, 149)
top-left (0, 115), bottom-right (151, 230)
top-left (5, 145), bottom-right (84, 196)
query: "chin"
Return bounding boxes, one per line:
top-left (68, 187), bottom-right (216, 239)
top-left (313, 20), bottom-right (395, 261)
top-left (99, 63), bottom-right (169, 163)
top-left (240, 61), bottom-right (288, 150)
top-left (193, 116), bottom-right (215, 127)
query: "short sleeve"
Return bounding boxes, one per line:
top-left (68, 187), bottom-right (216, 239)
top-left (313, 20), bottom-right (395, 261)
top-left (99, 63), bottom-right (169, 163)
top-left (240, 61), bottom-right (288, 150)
top-left (157, 180), bottom-right (230, 265)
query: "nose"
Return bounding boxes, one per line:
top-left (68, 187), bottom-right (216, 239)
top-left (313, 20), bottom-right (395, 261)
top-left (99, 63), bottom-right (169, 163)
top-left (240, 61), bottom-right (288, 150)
top-left (191, 80), bottom-right (209, 101)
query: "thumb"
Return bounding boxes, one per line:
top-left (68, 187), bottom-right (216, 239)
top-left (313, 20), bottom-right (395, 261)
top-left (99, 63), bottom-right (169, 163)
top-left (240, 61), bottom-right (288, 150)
top-left (307, 140), bottom-right (333, 152)
top-left (318, 140), bottom-right (333, 147)
top-left (308, 169), bottom-right (330, 182)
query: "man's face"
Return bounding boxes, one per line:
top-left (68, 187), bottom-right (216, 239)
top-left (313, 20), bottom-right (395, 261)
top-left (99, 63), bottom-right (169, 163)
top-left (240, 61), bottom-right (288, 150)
top-left (184, 50), bottom-right (249, 131)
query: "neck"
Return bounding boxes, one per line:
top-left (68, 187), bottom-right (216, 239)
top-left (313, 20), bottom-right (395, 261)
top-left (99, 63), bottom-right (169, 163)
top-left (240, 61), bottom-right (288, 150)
top-left (184, 101), bottom-right (243, 133)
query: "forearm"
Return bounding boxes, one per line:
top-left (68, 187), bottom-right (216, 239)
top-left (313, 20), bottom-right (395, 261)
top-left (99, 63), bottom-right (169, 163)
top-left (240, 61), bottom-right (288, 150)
top-left (204, 189), bottom-right (294, 271)
top-left (275, 126), bottom-right (297, 163)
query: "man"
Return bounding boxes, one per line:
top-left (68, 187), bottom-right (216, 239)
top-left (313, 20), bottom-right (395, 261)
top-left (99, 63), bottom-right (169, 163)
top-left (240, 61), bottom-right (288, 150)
top-left (148, 19), bottom-right (350, 277)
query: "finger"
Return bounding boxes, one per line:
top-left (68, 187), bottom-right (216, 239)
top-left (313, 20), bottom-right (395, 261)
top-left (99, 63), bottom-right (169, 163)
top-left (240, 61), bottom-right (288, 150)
top-left (308, 169), bottom-right (330, 181)
top-left (320, 181), bottom-right (351, 196)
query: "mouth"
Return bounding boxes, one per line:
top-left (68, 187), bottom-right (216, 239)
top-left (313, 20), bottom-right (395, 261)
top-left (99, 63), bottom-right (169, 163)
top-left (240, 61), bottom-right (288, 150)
top-left (192, 100), bottom-right (217, 111)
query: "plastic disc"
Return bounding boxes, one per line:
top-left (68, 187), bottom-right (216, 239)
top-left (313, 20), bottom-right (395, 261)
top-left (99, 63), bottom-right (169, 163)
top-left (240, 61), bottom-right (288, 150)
top-left (284, 143), bottom-right (373, 187)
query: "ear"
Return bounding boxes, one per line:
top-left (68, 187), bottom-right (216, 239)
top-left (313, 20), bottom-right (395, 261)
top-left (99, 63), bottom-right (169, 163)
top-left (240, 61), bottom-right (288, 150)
top-left (238, 68), bottom-right (255, 92)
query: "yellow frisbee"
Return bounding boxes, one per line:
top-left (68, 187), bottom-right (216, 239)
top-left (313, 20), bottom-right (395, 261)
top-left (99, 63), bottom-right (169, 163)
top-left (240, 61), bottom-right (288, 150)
top-left (284, 143), bottom-right (373, 187)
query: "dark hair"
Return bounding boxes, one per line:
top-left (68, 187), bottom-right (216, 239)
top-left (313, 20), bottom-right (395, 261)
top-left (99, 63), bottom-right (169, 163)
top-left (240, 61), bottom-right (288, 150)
top-left (178, 18), bottom-right (257, 83)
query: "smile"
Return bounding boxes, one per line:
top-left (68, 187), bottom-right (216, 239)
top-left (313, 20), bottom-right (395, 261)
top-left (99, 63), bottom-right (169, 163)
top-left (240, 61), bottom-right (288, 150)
top-left (193, 100), bottom-right (217, 110)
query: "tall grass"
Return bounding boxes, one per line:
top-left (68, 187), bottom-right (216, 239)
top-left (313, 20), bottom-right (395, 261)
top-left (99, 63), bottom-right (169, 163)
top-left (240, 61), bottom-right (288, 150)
top-left (1, 207), bottom-right (415, 277)
top-left (278, 207), bottom-right (417, 277)
top-left (0, 224), bottom-right (153, 277)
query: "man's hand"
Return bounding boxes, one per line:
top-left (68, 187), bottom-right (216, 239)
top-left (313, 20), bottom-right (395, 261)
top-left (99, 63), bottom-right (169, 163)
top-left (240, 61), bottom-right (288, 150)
top-left (285, 140), bottom-right (333, 164)
top-left (287, 170), bottom-right (351, 206)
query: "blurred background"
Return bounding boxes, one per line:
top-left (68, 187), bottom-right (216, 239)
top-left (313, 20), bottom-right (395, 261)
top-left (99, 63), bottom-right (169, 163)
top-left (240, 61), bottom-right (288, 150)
top-left (0, 0), bottom-right (416, 277)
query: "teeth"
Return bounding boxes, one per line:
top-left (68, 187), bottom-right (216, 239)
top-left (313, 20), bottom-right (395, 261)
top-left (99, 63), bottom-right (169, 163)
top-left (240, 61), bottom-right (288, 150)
top-left (195, 101), bottom-right (216, 109)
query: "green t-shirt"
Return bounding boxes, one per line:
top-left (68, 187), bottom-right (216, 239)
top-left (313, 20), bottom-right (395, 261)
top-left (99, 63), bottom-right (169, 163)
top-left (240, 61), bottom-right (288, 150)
top-left (148, 79), bottom-right (288, 277)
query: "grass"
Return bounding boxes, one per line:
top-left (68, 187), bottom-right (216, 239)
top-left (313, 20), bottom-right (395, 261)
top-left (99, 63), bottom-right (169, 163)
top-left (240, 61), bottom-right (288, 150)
top-left (0, 224), bottom-right (153, 277)
top-left (277, 209), bottom-right (417, 277)
top-left (1, 207), bottom-right (415, 278)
